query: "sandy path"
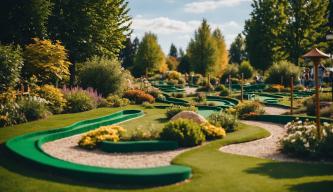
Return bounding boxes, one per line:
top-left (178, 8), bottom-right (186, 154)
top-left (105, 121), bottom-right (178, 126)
top-left (264, 106), bottom-right (289, 115)
top-left (42, 134), bottom-right (190, 169)
top-left (220, 120), bottom-right (299, 162)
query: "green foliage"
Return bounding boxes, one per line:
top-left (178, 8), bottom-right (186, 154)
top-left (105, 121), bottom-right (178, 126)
top-left (0, 90), bottom-right (27, 127)
top-left (236, 101), bottom-right (265, 119)
top-left (63, 89), bottom-right (96, 113)
top-left (133, 33), bottom-right (166, 76)
top-left (212, 28), bottom-right (228, 74)
top-left (142, 101), bottom-right (154, 109)
top-left (160, 119), bottom-right (205, 147)
top-left (123, 89), bottom-right (155, 104)
top-left (165, 105), bottom-right (197, 119)
top-left (120, 37), bottom-right (139, 70)
top-left (169, 43), bottom-right (178, 58)
top-left (106, 95), bottom-right (130, 107)
top-left (0, 44), bottom-right (23, 91)
top-left (305, 93), bottom-right (332, 117)
top-left (0, 0), bottom-right (53, 44)
top-left (281, 119), bottom-right (333, 159)
top-left (23, 38), bottom-right (71, 85)
top-left (238, 61), bottom-right (254, 79)
top-left (221, 64), bottom-right (239, 81)
top-left (215, 85), bottom-right (229, 96)
top-left (265, 60), bottom-right (301, 86)
top-left (166, 56), bottom-right (179, 71)
top-left (78, 56), bottom-right (132, 97)
top-left (18, 96), bottom-right (51, 121)
top-left (229, 34), bottom-right (247, 64)
top-left (244, 0), bottom-right (288, 70)
top-left (36, 85), bottom-right (66, 114)
top-left (208, 112), bottom-right (238, 132)
top-left (194, 93), bottom-right (206, 103)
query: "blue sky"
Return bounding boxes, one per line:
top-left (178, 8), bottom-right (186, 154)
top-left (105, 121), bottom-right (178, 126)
top-left (128, 0), bottom-right (252, 53)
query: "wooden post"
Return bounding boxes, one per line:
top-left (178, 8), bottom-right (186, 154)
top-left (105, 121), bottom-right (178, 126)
top-left (241, 73), bottom-right (244, 101)
top-left (314, 59), bottom-right (321, 138)
top-left (290, 76), bottom-right (294, 114)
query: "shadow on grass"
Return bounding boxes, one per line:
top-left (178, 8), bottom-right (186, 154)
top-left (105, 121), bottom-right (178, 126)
top-left (245, 161), bottom-right (333, 179)
top-left (0, 143), bottom-right (172, 190)
top-left (288, 181), bottom-right (333, 192)
top-left (156, 117), bottom-right (168, 123)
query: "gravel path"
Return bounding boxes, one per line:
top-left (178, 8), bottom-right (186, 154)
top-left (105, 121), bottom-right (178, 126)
top-left (264, 106), bottom-right (289, 115)
top-left (42, 134), bottom-right (191, 169)
top-left (220, 120), bottom-right (300, 162)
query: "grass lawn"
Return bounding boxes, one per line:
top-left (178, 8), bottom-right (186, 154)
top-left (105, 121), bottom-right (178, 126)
top-left (1, 106), bottom-right (333, 192)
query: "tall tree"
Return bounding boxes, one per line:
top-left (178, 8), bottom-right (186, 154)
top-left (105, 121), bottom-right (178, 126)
top-left (328, 0), bottom-right (333, 53)
top-left (229, 34), bottom-right (247, 64)
top-left (48, 0), bottom-right (132, 84)
top-left (169, 43), bottom-right (178, 58)
top-left (119, 37), bottom-right (139, 69)
top-left (212, 28), bottom-right (229, 75)
top-left (244, 0), bottom-right (288, 70)
top-left (0, 0), bottom-right (53, 45)
top-left (133, 33), bottom-right (166, 77)
top-left (283, 0), bottom-right (329, 64)
top-left (187, 19), bottom-right (218, 76)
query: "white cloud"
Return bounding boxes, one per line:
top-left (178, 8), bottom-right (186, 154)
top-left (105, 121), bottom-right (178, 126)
top-left (132, 16), bottom-right (243, 51)
top-left (184, 0), bottom-right (251, 13)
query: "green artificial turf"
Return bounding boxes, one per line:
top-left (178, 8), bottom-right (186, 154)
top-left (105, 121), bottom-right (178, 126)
top-left (1, 107), bottom-right (333, 192)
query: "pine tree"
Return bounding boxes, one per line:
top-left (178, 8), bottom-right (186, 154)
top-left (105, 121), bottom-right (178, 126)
top-left (283, 0), bottom-right (329, 64)
top-left (212, 28), bottom-right (229, 75)
top-left (169, 43), bottom-right (178, 58)
top-left (187, 19), bottom-right (218, 76)
top-left (120, 38), bottom-right (138, 69)
top-left (229, 34), bottom-right (247, 64)
top-left (244, 0), bottom-right (288, 70)
top-left (133, 33), bottom-right (166, 77)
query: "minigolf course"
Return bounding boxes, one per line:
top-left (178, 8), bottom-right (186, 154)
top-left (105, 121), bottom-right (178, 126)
top-left (5, 110), bottom-right (191, 186)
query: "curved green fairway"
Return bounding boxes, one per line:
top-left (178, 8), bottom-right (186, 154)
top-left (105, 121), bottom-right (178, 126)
top-left (1, 107), bottom-right (333, 192)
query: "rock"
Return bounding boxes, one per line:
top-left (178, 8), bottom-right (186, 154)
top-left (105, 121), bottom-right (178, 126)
top-left (171, 111), bottom-right (207, 124)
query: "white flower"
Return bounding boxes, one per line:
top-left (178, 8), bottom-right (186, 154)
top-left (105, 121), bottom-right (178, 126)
top-left (291, 139), bottom-right (296, 143)
top-left (323, 129), bottom-right (327, 137)
top-left (304, 142), bottom-right (310, 148)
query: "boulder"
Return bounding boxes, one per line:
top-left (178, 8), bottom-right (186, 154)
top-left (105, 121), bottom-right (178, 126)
top-left (171, 111), bottom-right (207, 124)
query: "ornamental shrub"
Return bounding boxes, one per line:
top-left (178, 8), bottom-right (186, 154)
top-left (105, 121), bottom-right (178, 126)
top-left (208, 111), bottom-right (238, 132)
top-left (63, 88), bottom-right (97, 113)
top-left (160, 119), bottom-right (205, 147)
top-left (235, 101), bottom-right (265, 119)
top-left (281, 119), bottom-right (333, 159)
top-left (36, 85), bottom-right (66, 114)
top-left (238, 61), bottom-right (254, 79)
top-left (265, 60), bottom-right (301, 86)
top-left (0, 44), bottom-right (23, 91)
top-left (165, 105), bottom-right (197, 119)
top-left (106, 95), bottom-right (130, 107)
top-left (215, 85), bottom-right (229, 96)
top-left (18, 96), bottom-right (51, 121)
top-left (78, 56), bottom-right (132, 97)
top-left (200, 122), bottom-right (226, 140)
top-left (0, 90), bottom-right (27, 127)
top-left (123, 89), bottom-right (155, 104)
top-left (78, 125), bottom-right (125, 149)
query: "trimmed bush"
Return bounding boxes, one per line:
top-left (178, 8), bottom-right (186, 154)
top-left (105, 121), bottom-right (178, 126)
top-left (78, 56), bottom-right (132, 97)
top-left (221, 64), bottom-right (239, 81)
top-left (238, 61), bottom-right (254, 79)
top-left (265, 60), bottom-right (301, 86)
top-left (166, 105), bottom-right (197, 119)
top-left (200, 122), bottom-right (226, 140)
top-left (123, 89), bottom-right (155, 104)
top-left (0, 44), bottom-right (23, 91)
top-left (236, 101), bottom-right (265, 119)
top-left (36, 85), bottom-right (66, 114)
top-left (78, 125), bottom-right (125, 149)
top-left (208, 112), bottom-right (238, 132)
top-left (160, 119), bottom-right (205, 147)
top-left (18, 96), bottom-right (51, 121)
top-left (0, 90), bottom-right (27, 127)
top-left (63, 88), bottom-right (97, 113)
top-left (215, 85), bottom-right (229, 96)
top-left (106, 95), bottom-right (130, 107)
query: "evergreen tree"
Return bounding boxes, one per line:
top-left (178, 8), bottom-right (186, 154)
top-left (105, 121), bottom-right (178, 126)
top-left (283, 0), bottom-right (329, 64)
top-left (48, 0), bottom-right (131, 84)
top-left (229, 34), bottom-right (247, 64)
top-left (169, 43), bottom-right (178, 58)
top-left (187, 19), bottom-right (218, 76)
top-left (0, 0), bottom-right (53, 45)
top-left (244, 0), bottom-right (288, 70)
top-left (133, 33), bottom-right (166, 77)
top-left (119, 37), bottom-right (138, 69)
top-left (212, 28), bottom-right (229, 75)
